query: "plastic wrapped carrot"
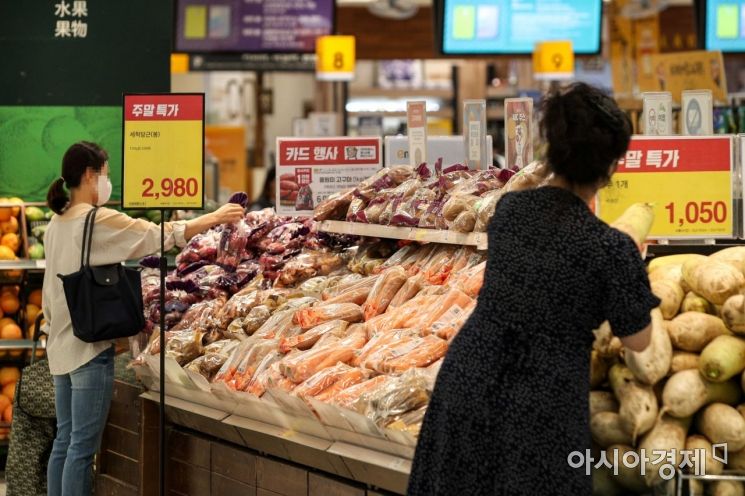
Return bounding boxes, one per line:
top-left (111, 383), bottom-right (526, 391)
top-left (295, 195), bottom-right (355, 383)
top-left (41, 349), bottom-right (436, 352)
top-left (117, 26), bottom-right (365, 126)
top-left (279, 320), bottom-right (348, 353)
top-left (362, 266), bottom-right (408, 320)
top-left (294, 303), bottom-right (364, 330)
top-left (378, 335), bottom-right (449, 374)
top-left (280, 326), bottom-right (367, 383)
top-left (313, 368), bottom-right (370, 402)
top-left (291, 363), bottom-right (355, 399)
top-left (329, 375), bottom-right (396, 409)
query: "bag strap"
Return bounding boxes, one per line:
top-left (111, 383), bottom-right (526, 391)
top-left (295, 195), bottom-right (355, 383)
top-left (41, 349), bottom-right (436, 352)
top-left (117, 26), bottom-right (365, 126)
top-left (80, 206), bottom-right (99, 269)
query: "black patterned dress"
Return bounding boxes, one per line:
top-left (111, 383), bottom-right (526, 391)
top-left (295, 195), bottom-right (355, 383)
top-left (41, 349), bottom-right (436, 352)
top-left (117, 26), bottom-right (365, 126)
top-left (407, 186), bottom-right (660, 495)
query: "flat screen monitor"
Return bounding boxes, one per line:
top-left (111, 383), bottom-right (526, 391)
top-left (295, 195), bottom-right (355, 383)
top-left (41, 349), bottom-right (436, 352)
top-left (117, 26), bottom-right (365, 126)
top-left (175, 0), bottom-right (334, 53)
top-left (439, 0), bottom-right (602, 55)
top-left (705, 0), bottom-right (745, 52)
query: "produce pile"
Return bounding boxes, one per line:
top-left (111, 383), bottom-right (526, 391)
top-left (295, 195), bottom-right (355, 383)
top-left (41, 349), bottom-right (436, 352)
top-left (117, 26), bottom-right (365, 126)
top-left (313, 161), bottom-right (552, 233)
top-left (592, 247), bottom-right (745, 495)
top-left (135, 237), bottom-right (485, 436)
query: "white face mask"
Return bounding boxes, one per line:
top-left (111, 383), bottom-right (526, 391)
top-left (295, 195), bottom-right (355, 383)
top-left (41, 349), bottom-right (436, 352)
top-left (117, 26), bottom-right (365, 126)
top-left (96, 175), bottom-right (112, 206)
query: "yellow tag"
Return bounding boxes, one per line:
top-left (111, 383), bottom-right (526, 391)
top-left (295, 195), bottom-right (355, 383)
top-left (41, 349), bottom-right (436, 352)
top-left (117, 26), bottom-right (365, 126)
top-left (533, 40), bottom-right (574, 80)
top-left (122, 94), bottom-right (204, 209)
top-left (316, 35), bottom-right (355, 82)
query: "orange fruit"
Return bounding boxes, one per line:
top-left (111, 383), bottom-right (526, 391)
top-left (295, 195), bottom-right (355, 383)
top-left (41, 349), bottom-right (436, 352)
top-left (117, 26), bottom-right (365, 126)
top-left (0, 207), bottom-right (10, 223)
top-left (8, 198), bottom-right (22, 218)
top-left (28, 289), bottom-right (42, 308)
top-left (0, 233), bottom-right (19, 254)
top-left (0, 217), bottom-right (18, 235)
top-left (0, 395), bottom-right (10, 414)
top-left (0, 246), bottom-right (15, 261)
top-left (0, 318), bottom-right (12, 330)
top-left (0, 368), bottom-right (19, 387)
top-left (0, 323), bottom-right (21, 340)
top-left (3, 405), bottom-right (12, 423)
top-left (0, 294), bottom-right (19, 315)
top-left (25, 304), bottom-right (40, 325)
top-left (3, 383), bottom-right (15, 402)
top-left (1, 286), bottom-right (19, 296)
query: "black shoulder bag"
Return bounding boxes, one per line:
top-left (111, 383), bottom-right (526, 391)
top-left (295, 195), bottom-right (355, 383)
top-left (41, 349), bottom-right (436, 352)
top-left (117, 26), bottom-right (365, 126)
top-left (58, 206), bottom-right (145, 343)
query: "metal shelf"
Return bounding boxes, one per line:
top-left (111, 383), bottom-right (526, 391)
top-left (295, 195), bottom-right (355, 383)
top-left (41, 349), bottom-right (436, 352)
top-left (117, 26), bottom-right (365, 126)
top-left (348, 87), bottom-right (452, 99)
top-left (0, 260), bottom-right (45, 271)
top-left (0, 340), bottom-right (45, 350)
top-left (318, 220), bottom-right (487, 250)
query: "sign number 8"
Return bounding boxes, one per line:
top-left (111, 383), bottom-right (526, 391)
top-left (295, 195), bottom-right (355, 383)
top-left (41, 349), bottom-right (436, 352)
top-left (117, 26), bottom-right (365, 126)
top-left (333, 52), bottom-right (344, 69)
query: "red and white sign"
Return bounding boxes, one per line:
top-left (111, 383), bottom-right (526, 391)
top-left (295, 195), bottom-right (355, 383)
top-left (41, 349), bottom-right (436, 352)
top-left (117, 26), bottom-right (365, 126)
top-left (276, 137), bottom-right (382, 216)
top-left (124, 94), bottom-right (203, 121)
top-left (616, 136), bottom-right (732, 173)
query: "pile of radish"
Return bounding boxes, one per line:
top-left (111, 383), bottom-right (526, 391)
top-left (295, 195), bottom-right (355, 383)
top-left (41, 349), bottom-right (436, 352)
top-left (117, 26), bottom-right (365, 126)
top-left (592, 247), bottom-right (745, 495)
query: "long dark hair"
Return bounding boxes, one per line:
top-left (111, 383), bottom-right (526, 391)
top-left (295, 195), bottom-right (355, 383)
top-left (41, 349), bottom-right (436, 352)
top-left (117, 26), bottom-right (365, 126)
top-left (47, 141), bottom-right (109, 215)
top-left (539, 83), bottom-right (632, 186)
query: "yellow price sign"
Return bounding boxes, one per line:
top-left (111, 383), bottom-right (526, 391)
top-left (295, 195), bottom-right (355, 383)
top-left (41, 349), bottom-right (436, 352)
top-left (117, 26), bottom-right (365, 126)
top-left (316, 35), bottom-right (355, 82)
top-left (596, 136), bottom-right (734, 239)
top-left (533, 40), bottom-right (575, 81)
top-left (122, 94), bottom-right (204, 209)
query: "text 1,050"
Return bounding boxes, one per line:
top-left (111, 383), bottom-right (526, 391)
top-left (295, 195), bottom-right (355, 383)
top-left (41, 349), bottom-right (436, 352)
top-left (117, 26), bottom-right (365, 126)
top-left (664, 201), bottom-right (727, 227)
top-left (142, 177), bottom-right (199, 200)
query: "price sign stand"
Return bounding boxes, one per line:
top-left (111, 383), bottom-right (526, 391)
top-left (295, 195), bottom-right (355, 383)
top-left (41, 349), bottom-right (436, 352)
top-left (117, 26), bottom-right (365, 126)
top-left (597, 135), bottom-right (736, 241)
top-left (122, 93), bottom-right (205, 496)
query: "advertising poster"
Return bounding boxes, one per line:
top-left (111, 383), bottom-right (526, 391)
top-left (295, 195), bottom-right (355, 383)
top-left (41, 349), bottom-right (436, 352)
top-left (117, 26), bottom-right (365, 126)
top-left (276, 137), bottom-right (382, 216)
top-left (407, 101), bottom-right (427, 167)
top-left (504, 97), bottom-right (533, 170)
top-left (639, 50), bottom-right (728, 103)
top-left (463, 100), bottom-right (487, 170)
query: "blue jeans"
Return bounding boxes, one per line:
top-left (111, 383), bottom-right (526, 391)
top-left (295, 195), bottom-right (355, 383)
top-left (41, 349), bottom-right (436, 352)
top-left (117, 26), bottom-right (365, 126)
top-left (47, 347), bottom-right (115, 496)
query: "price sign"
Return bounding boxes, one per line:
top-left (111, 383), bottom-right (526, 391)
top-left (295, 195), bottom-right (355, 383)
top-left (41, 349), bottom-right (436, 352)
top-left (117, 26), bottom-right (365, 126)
top-left (122, 93), bottom-right (204, 209)
top-left (316, 35), bottom-right (355, 82)
top-left (276, 137), bottom-right (382, 216)
top-left (596, 136), bottom-right (734, 239)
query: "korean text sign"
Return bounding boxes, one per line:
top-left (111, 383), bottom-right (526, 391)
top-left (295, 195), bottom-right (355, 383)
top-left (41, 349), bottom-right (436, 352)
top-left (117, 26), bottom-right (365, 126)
top-left (276, 137), bottom-right (382, 216)
top-left (596, 136), bottom-right (734, 239)
top-left (122, 94), bottom-right (204, 209)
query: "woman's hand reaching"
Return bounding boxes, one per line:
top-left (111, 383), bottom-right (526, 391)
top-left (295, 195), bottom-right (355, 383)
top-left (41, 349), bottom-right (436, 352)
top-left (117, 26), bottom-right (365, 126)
top-left (212, 203), bottom-right (246, 225)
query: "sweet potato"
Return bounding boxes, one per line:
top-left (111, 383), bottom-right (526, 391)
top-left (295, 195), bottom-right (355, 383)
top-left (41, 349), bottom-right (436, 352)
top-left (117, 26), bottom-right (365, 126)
top-left (682, 292), bottom-right (715, 314)
top-left (648, 254), bottom-right (705, 274)
top-left (683, 258), bottom-right (745, 306)
top-left (591, 411), bottom-right (633, 448)
top-left (670, 351), bottom-right (700, 374)
top-left (700, 335), bottom-right (745, 382)
top-left (652, 280), bottom-right (684, 320)
top-left (697, 403), bottom-right (745, 452)
top-left (662, 369), bottom-right (741, 418)
top-left (590, 391), bottom-right (619, 417)
top-left (609, 364), bottom-right (658, 442)
top-left (667, 313), bottom-right (730, 352)
top-left (624, 309), bottom-right (672, 385)
top-left (638, 414), bottom-right (690, 487)
top-left (686, 435), bottom-right (724, 476)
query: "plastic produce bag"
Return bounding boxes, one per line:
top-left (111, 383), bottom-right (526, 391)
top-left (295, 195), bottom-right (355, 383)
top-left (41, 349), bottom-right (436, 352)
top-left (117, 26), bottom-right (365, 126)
top-left (291, 362), bottom-right (356, 399)
top-left (298, 276), bottom-right (331, 298)
top-left (362, 266), bottom-right (408, 320)
top-left (232, 341), bottom-right (281, 391)
top-left (323, 276), bottom-right (379, 305)
top-left (376, 335), bottom-right (448, 375)
top-left (216, 219), bottom-right (249, 271)
top-left (216, 290), bottom-right (262, 329)
top-left (353, 328), bottom-right (419, 368)
top-left (164, 329), bottom-right (205, 366)
top-left (279, 319), bottom-right (349, 353)
top-left (388, 274), bottom-right (426, 309)
top-left (357, 368), bottom-right (431, 427)
top-left (276, 250), bottom-right (347, 288)
top-left (225, 304), bottom-right (273, 340)
top-left (442, 194), bottom-right (479, 222)
top-left (213, 337), bottom-right (258, 384)
top-left (386, 406), bottom-right (427, 436)
top-left (329, 375), bottom-right (396, 410)
top-left (313, 367), bottom-right (370, 403)
top-left (313, 188), bottom-right (355, 221)
top-left (245, 352), bottom-right (284, 395)
top-left (321, 273), bottom-right (364, 300)
top-left (473, 189), bottom-right (503, 232)
top-left (294, 303), bottom-right (364, 330)
top-left (253, 309), bottom-right (297, 339)
top-left (280, 326), bottom-right (367, 383)
top-left (184, 340), bottom-right (240, 381)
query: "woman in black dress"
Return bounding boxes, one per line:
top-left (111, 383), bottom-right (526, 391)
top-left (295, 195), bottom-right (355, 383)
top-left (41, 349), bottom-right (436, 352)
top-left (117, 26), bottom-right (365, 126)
top-left (407, 83), bottom-right (660, 495)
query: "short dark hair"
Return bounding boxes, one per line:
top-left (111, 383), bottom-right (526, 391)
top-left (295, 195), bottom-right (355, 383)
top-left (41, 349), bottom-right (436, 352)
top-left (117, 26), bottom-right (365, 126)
top-left (46, 141), bottom-right (109, 214)
top-left (539, 83), bottom-right (632, 186)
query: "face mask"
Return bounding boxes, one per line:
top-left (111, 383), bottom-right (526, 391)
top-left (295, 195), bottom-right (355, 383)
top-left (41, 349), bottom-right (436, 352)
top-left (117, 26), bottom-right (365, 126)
top-left (96, 175), bottom-right (112, 206)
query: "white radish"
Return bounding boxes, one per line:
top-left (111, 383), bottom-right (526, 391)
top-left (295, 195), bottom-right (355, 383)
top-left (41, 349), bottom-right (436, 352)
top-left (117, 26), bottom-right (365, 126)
top-left (624, 309), bottom-right (671, 385)
top-left (638, 414), bottom-right (690, 487)
top-left (700, 335), bottom-right (745, 382)
top-left (697, 403), bottom-right (745, 453)
top-left (652, 280), bottom-right (684, 320)
top-left (609, 364), bottom-right (658, 442)
top-left (590, 412), bottom-right (633, 448)
top-left (683, 258), bottom-right (745, 306)
top-left (670, 351), bottom-right (700, 374)
top-left (667, 312), bottom-right (730, 352)
top-left (686, 434), bottom-right (724, 475)
top-left (662, 369), bottom-right (741, 418)
top-left (723, 294), bottom-right (745, 335)
top-left (590, 391), bottom-right (619, 417)
top-left (682, 292), bottom-right (715, 314)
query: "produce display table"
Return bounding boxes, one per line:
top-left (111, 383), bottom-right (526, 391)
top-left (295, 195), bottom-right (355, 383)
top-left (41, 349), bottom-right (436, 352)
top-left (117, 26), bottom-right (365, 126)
top-left (318, 220), bottom-right (488, 250)
top-left (140, 390), bottom-right (410, 495)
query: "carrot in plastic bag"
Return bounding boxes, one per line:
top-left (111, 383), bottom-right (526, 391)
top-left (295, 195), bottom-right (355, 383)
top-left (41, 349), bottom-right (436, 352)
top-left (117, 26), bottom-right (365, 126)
top-left (213, 336), bottom-right (257, 384)
top-left (246, 359), bottom-right (285, 397)
top-left (362, 266), bottom-right (408, 320)
top-left (294, 303), bottom-right (364, 330)
top-left (321, 273), bottom-right (365, 301)
top-left (279, 319), bottom-right (349, 353)
top-left (361, 369), bottom-right (431, 426)
top-left (313, 368), bottom-right (370, 402)
top-left (406, 245), bottom-right (437, 276)
top-left (431, 299), bottom-right (476, 341)
top-left (252, 309), bottom-right (296, 339)
top-left (389, 273), bottom-right (426, 309)
top-left (280, 326), bottom-right (367, 383)
top-left (354, 328), bottom-right (419, 368)
top-left (422, 246), bottom-right (459, 285)
top-left (376, 244), bottom-right (419, 274)
top-left (364, 335), bottom-right (422, 373)
top-left (404, 289), bottom-right (472, 330)
top-left (323, 275), bottom-right (379, 305)
top-left (291, 362), bottom-right (353, 399)
top-left (230, 339), bottom-right (280, 391)
top-left (378, 335), bottom-right (449, 375)
top-left (329, 375), bottom-right (395, 409)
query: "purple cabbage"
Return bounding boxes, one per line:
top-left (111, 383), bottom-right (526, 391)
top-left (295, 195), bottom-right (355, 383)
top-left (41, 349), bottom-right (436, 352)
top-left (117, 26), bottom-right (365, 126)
top-left (228, 191), bottom-right (249, 208)
top-left (140, 255), bottom-right (160, 269)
